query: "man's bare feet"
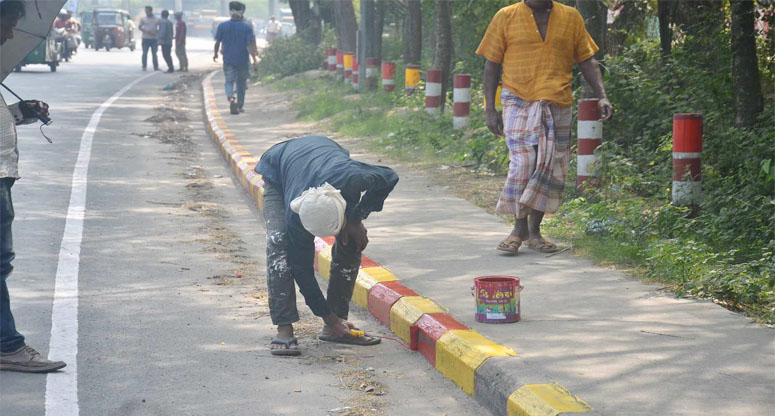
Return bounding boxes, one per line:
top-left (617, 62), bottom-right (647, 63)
top-left (270, 324), bottom-right (300, 356)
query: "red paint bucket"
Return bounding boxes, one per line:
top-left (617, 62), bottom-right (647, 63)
top-left (471, 276), bottom-right (523, 323)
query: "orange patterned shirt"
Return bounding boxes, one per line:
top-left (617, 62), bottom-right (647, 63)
top-left (476, 1), bottom-right (598, 107)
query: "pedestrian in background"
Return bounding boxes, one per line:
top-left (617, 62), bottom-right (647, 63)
top-left (477, 0), bottom-right (612, 255)
top-left (138, 5), bottom-right (159, 71)
top-left (158, 9), bottom-right (174, 73)
top-left (174, 11), bottom-right (188, 72)
top-left (213, 1), bottom-right (258, 115)
top-left (266, 15), bottom-right (280, 44)
top-left (0, 0), bottom-right (66, 373)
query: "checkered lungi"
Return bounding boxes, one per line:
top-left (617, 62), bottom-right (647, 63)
top-left (495, 88), bottom-right (572, 219)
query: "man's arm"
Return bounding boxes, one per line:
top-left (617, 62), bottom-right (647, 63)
top-left (248, 41), bottom-right (258, 65)
top-left (483, 59), bottom-right (503, 136)
top-left (577, 57), bottom-right (613, 121)
top-left (213, 40), bottom-right (220, 62)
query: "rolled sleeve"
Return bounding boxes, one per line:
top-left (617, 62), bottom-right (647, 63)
top-left (573, 12), bottom-right (599, 63)
top-left (475, 10), bottom-right (507, 64)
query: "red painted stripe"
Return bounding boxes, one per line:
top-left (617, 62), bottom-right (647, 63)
top-left (577, 138), bottom-right (602, 155)
top-left (576, 175), bottom-right (600, 188)
top-left (673, 158), bottom-right (702, 181)
top-left (673, 116), bottom-right (703, 153)
top-left (415, 313), bottom-right (469, 366)
top-left (578, 99), bottom-right (599, 121)
top-left (368, 281), bottom-right (419, 327)
top-left (453, 102), bottom-right (470, 117)
top-left (453, 74), bottom-right (471, 88)
top-left (336, 50), bottom-right (343, 65)
top-left (360, 256), bottom-right (379, 269)
top-left (674, 113), bottom-right (703, 120)
top-left (426, 69), bottom-right (442, 83)
top-left (425, 96), bottom-right (442, 107)
top-left (366, 57), bottom-right (378, 67)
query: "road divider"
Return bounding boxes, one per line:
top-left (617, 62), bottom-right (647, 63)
top-left (202, 70), bottom-right (594, 416)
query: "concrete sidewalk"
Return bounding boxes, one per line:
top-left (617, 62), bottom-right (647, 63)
top-left (204, 70), bottom-right (774, 415)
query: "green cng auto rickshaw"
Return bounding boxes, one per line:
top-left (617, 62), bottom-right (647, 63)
top-left (79, 10), bottom-right (93, 48)
top-left (15, 28), bottom-right (60, 72)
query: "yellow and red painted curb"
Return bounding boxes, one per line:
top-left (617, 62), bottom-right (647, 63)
top-left (201, 71), bottom-right (595, 416)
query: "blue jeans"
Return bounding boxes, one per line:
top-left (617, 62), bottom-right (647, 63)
top-left (0, 178), bottom-right (24, 353)
top-left (141, 38), bottom-right (159, 70)
top-left (224, 64), bottom-right (250, 109)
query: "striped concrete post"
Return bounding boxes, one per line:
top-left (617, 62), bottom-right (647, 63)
top-left (352, 56), bottom-right (359, 89)
top-left (382, 61), bottom-right (396, 92)
top-left (327, 47), bottom-right (337, 73)
top-left (366, 57), bottom-right (378, 90)
top-left (336, 50), bottom-right (343, 80)
top-left (343, 52), bottom-right (354, 84)
top-left (425, 69), bottom-right (442, 115)
top-left (453, 74), bottom-right (472, 129)
top-left (576, 99), bottom-right (603, 189)
top-left (672, 113), bottom-right (703, 206)
top-left (405, 64), bottom-right (421, 95)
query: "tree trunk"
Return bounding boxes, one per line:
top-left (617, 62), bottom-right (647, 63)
top-left (289, 0), bottom-right (321, 44)
top-left (730, 0), bottom-right (764, 128)
top-left (433, 0), bottom-right (454, 112)
top-left (334, 0), bottom-right (358, 53)
top-left (657, 0), bottom-right (675, 57)
top-left (374, 0), bottom-right (386, 63)
top-left (404, 0), bottom-right (422, 65)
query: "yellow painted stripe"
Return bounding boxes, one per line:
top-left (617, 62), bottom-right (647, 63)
top-left (316, 245), bottom-right (333, 280)
top-left (507, 383), bottom-right (592, 416)
top-left (389, 296), bottom-right (447, 343)
top-left (352, 266), bottom-right (399, 309)
top-left (435, 330), bottom-right (517, 395)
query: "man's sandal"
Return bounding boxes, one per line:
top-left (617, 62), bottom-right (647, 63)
top-left (270, 337), bottom-right (301, 356)
top-left (497, 236), bottom-right (524, 254)
top-left (526, 238), bottom-right (561, 253)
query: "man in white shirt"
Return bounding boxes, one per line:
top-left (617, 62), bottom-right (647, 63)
top-left (266, 15), bottom-right (281, 44)
top-left (0, 0), bottom-right (66, 373)
top-left (138, 5), bottom-right (160, 70)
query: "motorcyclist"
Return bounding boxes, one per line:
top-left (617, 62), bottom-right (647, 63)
top-left (53, 9), bottom-right (77, 59)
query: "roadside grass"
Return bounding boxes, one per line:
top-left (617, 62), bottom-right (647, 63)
top-left (270, 74), bottom-right (775, 324)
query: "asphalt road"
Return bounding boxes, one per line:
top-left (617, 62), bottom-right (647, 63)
top-left (0, 38), bottom-right (486, 416)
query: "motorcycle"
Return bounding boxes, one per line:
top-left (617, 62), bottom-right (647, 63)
top-left (54, 27), bottom-right (77, 62)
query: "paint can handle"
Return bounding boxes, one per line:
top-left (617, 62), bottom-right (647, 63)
top-left (470, 286), bottom-right (475, 297)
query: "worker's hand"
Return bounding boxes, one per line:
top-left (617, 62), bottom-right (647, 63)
top-left (486, 108), bottom-right (504, 136)
top-left (341, 219), bottom-right (368, 252)
top-left (323, 314), bottom-right (354, 338)
top-left (21, 100), bottom-right (49, 118)
top-left (212, 54), bottom-right (218, 63)
top-left (598, 98), bottom-right (613, 121)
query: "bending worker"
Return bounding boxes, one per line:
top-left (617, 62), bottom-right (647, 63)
top-left (255, 135), bottom-right (399, 356)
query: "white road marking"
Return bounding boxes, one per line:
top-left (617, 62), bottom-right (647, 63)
top-left (45, 72), bottom-right (156, 416)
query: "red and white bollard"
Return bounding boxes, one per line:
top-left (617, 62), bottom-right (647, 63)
top-left (327, 47), bottom-right (337, 73)
top-left (577, 99), bottom-right (603, 189)
top-left (382, 61), bottom-right (396, 92)
top-left (672, 113), bottom-right (703, 206)
top-left (351, 56), bottom-right (359, 89)
top-left (453, 74), bottom-right (471, 129)
top-left (343, 52), bottom-right (354, 84)
top-left (336, 50), bottom-right (343, 80)
top-left (366, 57), bottom-right (378, 90)
top-left (425, 69), bottom-right (442, 115)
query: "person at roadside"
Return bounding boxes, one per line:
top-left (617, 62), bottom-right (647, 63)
top-left (476, 0), bottom-right (613, 255)
top-left (157, 9), bottom-right (174, 73)
top-left (213, 1), bottom-right (258, 115)
top-left (174, 11), bottom-right (188, 72)
top-left (138, 5), bottom-right (159, 71)
top-left (0, 0), bottom-right (66, 373)
top-left (265, 15), bottom-right (280, 44)
top-left (255, 136), bottom-right (399, 356)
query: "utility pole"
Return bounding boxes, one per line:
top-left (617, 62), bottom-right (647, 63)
top-left (221, 0), bottom-right (228, 16)
top-left (175, 0), bottom-right (183, 12)
top-left (357, 0), bottom-right (374, 92)
top-left (269, 0), bottom-right (276, 18)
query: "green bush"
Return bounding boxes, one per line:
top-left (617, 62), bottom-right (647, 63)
top-left (256, 35), bottom-right (323, 79)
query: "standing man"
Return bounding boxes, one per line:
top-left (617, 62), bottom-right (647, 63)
top-left (477, 0), bottom-right (613, 254)
top-left (213, 1), bottom-right (258, 115)
top-left (174, 11), bottom-right (188, 72)
top-left (255, 135), bottom-right (399, 356)
top-left (266, 15), bottom-right (280, 44)
top-left (157, 9), bottom-right (174, 73)
top-left (138, 5), bottom-right (159, 71)
top-left (0, 0), bottom-right (66, 372)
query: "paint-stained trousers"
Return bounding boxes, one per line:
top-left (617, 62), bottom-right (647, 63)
top-left (262, 183), bottom-right (361, 326)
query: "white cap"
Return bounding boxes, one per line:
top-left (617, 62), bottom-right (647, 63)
top-left (290, 183), bottom-right (346, 237)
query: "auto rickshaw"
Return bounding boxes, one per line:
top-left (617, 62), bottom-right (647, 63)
top-left (93, 8), bottom-right (134, 51)
top-left (14, 28), bottom-right (60, 72)
top-left (79, 10), bottom-right (93, 48)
